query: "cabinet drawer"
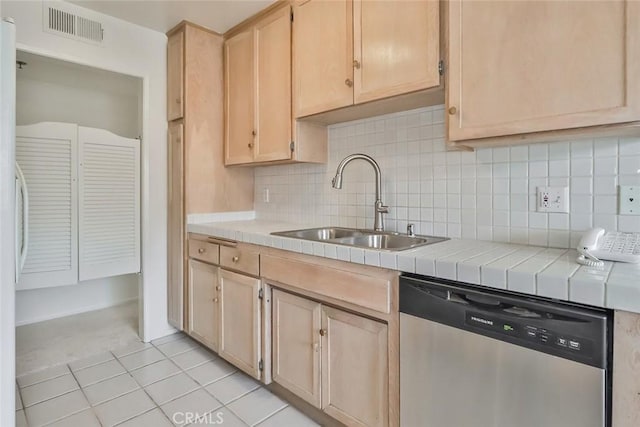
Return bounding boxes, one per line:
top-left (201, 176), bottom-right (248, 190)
top-left (262, 254), bottom-right (391, 314)
top-left (220, 245), bottom-right (260, 276)
top-left (188, 239), bottom-right (220, 264)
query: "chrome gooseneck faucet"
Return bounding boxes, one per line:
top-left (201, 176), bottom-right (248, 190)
top-left (331, 153), bottom-right (389, 231)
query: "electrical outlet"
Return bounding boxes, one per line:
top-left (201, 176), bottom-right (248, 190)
top-left (263, 188), bottom-right (270, 203)
top-left (619, 185), bottom-right (640, 215)
top-left (537, 186), bottom-right (569, 213)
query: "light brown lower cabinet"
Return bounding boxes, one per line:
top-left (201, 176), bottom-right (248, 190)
top-left (218, 268), bottom-right (262, 379)
top-left (271, 289), bottom-right (388, 427)
top-left (272, 289), bottom-right (322, 407)
top-left (187, 259), bottom-right (218, 351)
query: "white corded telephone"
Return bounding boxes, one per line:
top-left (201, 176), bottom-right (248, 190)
top-left (577, 227), bottom-right (640, 267)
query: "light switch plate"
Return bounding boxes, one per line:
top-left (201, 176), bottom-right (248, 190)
top-left (619, 185), bottom-right (640, 215)
top-left (537, 186), bottom-right (569, 213)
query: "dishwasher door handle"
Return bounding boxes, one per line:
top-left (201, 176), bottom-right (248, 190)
top-left (447, 291), bottom-right (542, 319)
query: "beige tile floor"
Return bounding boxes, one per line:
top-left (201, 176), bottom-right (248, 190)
top-left (16, 333), bottom-right (319, 427)
top-left (16, 302), bottom-right (140, 376)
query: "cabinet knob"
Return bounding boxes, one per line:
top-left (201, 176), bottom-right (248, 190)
top-left (345, 78), bottom-right (353, 87)
top-left (232, 256), bottom-right (239, 263)
top-left (448, 106), bottom-right (457, 115)
top-left (213, 298), bottom-right (218, 303)
top-left (319, 329), bottom-right (327, 337)
top-left (353, 59), bottom-right (361, 69)
top-left (247, 143), bottom-right (254, 149)
top-left (251, 130), bottom-right (257, 136)
top-left (198, 248), bottom-right (205, 254)
top-left (216, 285), bottom-right (221, 291)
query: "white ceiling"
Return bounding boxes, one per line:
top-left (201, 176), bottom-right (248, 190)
top-left (69, 0), bottom-right (276, 34)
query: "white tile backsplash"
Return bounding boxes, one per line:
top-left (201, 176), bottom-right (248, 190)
top-left (254, 105), bottom-right (640, 247)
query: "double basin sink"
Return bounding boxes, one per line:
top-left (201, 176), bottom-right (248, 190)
top-left (271, 227), bottom-right (446, 252)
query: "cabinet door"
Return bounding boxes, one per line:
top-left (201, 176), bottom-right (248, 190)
top-left (188, 260), bottom-right (218, 351)
top-left (218, 269), bottom-right (262, 379)
top-left (167, 30), bottom-right (184, 121)
top-left (167, 122), bottom-right (184, 330)
top-left (448, 1), bottom-right (640, 141)
top-left (354, 0), bottom-right (440, 104)
top-left (293, 0), bottom-right (354, 117)
top-left (224, 30), bottom-right (256, 165)
top-left (254, 7), bottom-right (293, 163)
top-left (272, 290), bottom-right (321, 408)
top-left (321, 306), bottom-right (388, 427)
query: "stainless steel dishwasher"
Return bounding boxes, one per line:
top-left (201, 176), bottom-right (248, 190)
top-left (400, 274), bottom-right (612, 427)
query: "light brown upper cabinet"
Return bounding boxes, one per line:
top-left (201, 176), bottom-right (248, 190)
top-left (294, 0), bottom-right (440, 118)
top-left (225, 29), bottom-right (256, 165)
top-left (225, 5), bottom-right (326, 166)
top-left (225, 7), bottom-right (292, 165)
top-left (167, 31), bottom-right (184, 121)
top-left (447, 1), bottom-right (640, 143)
top-left (293, 0), bottom-right (354, 117)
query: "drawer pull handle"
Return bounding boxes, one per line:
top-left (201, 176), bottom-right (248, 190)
top-left (319, 329), bottom-right (327, 337)
top-left (198, 248), bottom-right (205, 254)
top-left (232, 256), bottom-right (239, 263)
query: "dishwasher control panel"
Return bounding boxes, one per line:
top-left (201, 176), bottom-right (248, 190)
top-left (400, 273), bottom-right (610, 369)
top-left (465, 312), bottom-right (593, 356)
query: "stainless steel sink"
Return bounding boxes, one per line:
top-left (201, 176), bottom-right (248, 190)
top-left (331, 234), bottom-right (432, 250)
top-left (271, 227), bottom-right (446, 251)
top-left (273, 227), bottom-right (364, 241)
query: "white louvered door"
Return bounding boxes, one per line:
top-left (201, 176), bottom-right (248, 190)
top-left (15, 122), bottom-right (78, 290)
top-left (78, 127), bottom-right (140, 281)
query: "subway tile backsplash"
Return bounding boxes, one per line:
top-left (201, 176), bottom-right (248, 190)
top-left (254, 105), bottom-right (640, 248)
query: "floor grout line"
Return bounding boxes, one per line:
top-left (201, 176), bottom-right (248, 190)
top-left (18, 332), bottom-right (316, 427)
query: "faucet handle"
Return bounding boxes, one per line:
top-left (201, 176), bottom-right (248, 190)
top-left (376, 203), bottom-right (389, 213)
top-left (407, 223), bottom-right (415, 237)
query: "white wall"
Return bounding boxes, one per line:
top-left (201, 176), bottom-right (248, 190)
top-left (15, 275), bottom-right (138, 326)
top-left (3, 0), bottom-right (172, 344)
top-left (255, 105), bottom-right (640, 248)
top-left (16, 50), bottom-right (141, 138)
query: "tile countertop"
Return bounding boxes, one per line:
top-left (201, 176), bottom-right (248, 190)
top-left (188, 220), bottom-right (640, 314)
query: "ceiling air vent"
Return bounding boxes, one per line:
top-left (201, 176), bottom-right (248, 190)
top-left (43, 2), bottom-right (104, 44)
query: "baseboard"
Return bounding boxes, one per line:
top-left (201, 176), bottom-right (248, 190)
top-left (15, 297), bottom-right (139, 327)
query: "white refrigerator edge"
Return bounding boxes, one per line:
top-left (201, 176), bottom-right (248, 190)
top-left (0, 16), bottom-right (16, 427)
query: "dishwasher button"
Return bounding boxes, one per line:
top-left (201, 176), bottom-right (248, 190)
top-left (556, 337), bottom-right (568, 347)
top-left (539, 333), bottom-right (550, 343)
top-left (568, 340), bottom-right (581, 350)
